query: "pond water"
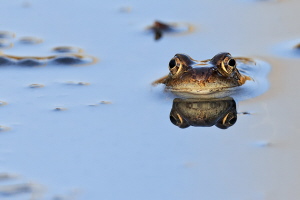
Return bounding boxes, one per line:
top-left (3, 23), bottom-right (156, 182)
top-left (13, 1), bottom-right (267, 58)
top-left (0, 0), bottom-right (300, 200)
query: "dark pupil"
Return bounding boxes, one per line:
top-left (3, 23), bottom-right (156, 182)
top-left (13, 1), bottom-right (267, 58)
top-left (228, 59), bottom-right (236, 67)
top-left (169, 59), bottom-right (176, 68)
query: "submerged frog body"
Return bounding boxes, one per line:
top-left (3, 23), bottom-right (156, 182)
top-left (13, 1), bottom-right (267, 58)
top-left (153, 52), bottom-right (252, 97)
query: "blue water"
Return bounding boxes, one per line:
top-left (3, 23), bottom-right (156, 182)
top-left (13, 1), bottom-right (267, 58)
top-left (0, 0), bottom-right (300, 200)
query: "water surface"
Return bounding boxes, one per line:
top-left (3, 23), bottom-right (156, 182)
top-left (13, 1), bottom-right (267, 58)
top-left (0, 0), bottom-right (300, 200)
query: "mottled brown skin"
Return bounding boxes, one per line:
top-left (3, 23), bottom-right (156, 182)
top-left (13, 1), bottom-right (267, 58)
top-left (153, 52), bottom-right (251, 96)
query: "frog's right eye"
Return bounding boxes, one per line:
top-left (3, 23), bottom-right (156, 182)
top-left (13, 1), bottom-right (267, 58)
top-left (169, 58), bottom-right (176, 69)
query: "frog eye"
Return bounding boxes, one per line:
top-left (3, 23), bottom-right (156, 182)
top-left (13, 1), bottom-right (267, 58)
top-left (219, 57), bottom-right (236, 77)
top-left (169, 58), bottom-right (176, 69)
top-left (215, 112), bottom-right (237, 129)
top-left (169, 113), bottom-right (189, 128)
top-left (168, 57), bottom-right (181, 75)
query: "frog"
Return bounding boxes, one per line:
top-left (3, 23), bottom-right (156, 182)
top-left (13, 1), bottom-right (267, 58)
top-left (153, 52), bottom-right (252, 97)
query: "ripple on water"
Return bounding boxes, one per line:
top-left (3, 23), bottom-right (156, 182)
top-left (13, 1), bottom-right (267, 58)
top-left (17, 58), bottom-right (47, 67)
top-left (218, 58), bottom-right (271, 101)
top-left (49, 54), bottom-right (97, 66)
top-left (0, 54), bottom-right (97, 67)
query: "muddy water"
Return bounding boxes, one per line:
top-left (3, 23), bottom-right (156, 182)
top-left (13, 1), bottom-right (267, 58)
top-left (0, 0), bottom-right (299, 200)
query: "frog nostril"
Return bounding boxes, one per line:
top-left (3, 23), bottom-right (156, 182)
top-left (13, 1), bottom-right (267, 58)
top-left (169, 59), bottom-right (176, 69)
top-left (228, 59), bottom-right (236, 67)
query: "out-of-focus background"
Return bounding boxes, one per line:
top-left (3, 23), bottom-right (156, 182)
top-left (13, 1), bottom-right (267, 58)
top-left (0, 0), bottom-right (300, 199)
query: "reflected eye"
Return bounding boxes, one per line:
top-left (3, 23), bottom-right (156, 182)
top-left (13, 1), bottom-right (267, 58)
top-left (169, 113), bottom-right (189, 128)
top-left (169, 58), bottom-right (176, 69)
top-left (215, 111), bottom-right (237, 129)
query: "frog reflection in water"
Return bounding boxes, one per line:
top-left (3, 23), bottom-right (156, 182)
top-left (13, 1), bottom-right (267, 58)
top-left (153, 52), bottom-right (252, 97)
top-left (170, 97), bottom-right (237, 129)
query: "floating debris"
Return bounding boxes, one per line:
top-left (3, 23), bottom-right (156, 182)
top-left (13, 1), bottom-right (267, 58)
top-left (0, 53), bottom-right (97, 67)
top-left (65, 81), bottom-right (90, 86)
top-left (239, 111), bottom-right (251, 115)
top-left (0, 31), bottom-right (15, 39)
top-left (100, 101), bottom-right (112, 104)
top-left (0, 182), bottom-right (44, 199)
top-left (50, 54), bottom-right (97, 66)
top-left (88, 101), bottom-right (112, 106)
top-left (54, 107), bottom-right (67, 111)
top-left (0, 173), bottom-right (19, 181)
top-left (19, 36), bottom-right (43, 44)
top-left (0, 126), bottom-right (10, 132)
top-left (119, 6), bottom-right (132, 13)
top-left (29, 83), bottom-right (44, 88)
top-left (0, 101), bottom-right (7, 106)
top-left (52, 46), bottom-right (84, 54)
top-left (146, 20), bottom-right (194, 41)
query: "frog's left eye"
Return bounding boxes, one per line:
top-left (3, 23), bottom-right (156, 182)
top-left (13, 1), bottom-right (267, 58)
top-left (219, 57), bottom-right (236, 77)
